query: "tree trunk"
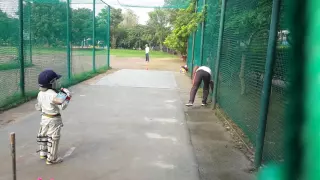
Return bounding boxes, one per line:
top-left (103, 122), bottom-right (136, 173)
top-left (159, 42), bottom-right (163, 52)
top-left (111, 34), bottom-right (117, 49)
top-left (239, 53), bottom-right (246, 95)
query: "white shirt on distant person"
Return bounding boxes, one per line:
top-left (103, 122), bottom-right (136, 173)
top-left (196, 66), bottom-right (211, 75)
top-left (145, 47), bottom-right (150, 54)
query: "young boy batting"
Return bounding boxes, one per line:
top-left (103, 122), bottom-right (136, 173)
top-left (35, 69), bottom-right (72, 165)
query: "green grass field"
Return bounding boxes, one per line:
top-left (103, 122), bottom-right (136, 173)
top-left (0, 47), bottom-right (178, 58)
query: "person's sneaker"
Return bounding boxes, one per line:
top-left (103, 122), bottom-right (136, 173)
top-left (201, 103), bottom-right (207, 106)
top-left (46, 157), bottom-right (63, 165)
top-left (40, 155), bottom-right (47, 160)
top-left (185, 102), bottom-right (193, 106)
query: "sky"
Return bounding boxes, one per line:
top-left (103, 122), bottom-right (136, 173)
top-left (0, 0), bottom-right (163, 25)
top-left (71, 4), bottom-right (154, 25)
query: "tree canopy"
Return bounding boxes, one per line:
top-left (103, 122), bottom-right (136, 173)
top-left (164, 0), bottom-right (206, 55)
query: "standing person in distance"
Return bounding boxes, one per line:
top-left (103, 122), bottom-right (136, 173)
top-left (186, 65), bottom-right (214, 106)
top-left (35, 69), bottom-right (72, 165)
top-left (145, 44), bottom-right (150, 62)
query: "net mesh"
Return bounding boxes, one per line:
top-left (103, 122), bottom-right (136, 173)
top-left (193, 0), bottom-right (203, 66)
top-left (0, 0), bottom-right (23, 108)
top-left (0, 0), bottom-right (110, 111)
top-left (217, 0), bottom-right (273, 160)
top-left (186, 0), bottom-right (288, 163)
top-left (262, 1), bottom-right (288, 163)
top-left (70, 0), bottom-right (192, 8)
top-left (187, 34), bottom-right (194, 76)
top-left (0, 0), bottom-right (289, 166)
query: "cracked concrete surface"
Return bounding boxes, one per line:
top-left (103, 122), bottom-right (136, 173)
top-left (0, 68), bottom-right (254, 180)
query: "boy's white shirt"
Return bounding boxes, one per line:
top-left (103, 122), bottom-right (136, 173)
top-left (145, 47), bottom-right (150, 54)
top-left (35, 89), bottom-right (69, 115)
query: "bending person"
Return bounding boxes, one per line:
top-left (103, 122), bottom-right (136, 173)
top-left (186, 66), bottom-right (214, 106)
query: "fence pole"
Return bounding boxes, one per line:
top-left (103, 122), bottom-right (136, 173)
top-left (67, 0), bottom-right (71, 81)
top-left (191, 0), bottom-right (198, 78)
top-left (254, 0), bottom-right (281, 168)
top-left (199, 0), bottom-right (206, 65)
top-left (92, 0), bottom-right (96, 72)
top-left (212, 0), bottom-right (227, 109)
top-left (10, 132), bottom-right (16, 180)
top-left (28, 2), bottom-right (32, 65)
top-left (19, 0), bottom-right (25, 97)
top-left (107, 5), bottom-right (111, 68)
top-left (303, 0), bottom-right (320, 178)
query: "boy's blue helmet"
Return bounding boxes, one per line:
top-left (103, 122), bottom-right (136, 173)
top-left (38, 69), bottom-right (61, 88)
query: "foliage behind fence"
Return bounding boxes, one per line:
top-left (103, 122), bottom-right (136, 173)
top-left (187, 0), bottom-right (290, 164)
top-left (0, 0), bottom-right (111, 110)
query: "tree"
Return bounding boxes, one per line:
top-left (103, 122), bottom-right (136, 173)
top-left (224, 0), bottom-right (272, 95)
top-left (71, 8), bottom-right (93, 46)
top-left (0, 10), bottom-right (19, 45)
top-left (30, 1), bottom-right (67, 47)
top-left (96, 7), bottom-right (123, 48)
top-left (164, 0), bottom-right (205, 56)
top-left (146, 9), bottom-right (171, 51)
top-left (110, 8), bottom-right (124, 48)
top-left (120, 9), bottom-right (139, 28)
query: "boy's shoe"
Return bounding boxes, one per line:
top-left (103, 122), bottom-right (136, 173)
top-left (201, 103), bottom-right (207, 106)
top-left (40, 155), bottom-right (47, 160)
top-left (46, 157), bottom-right (63, 165)
top-left (185, 102), bottom-right (193, 106)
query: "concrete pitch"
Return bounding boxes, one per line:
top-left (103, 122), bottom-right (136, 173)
top-left (94, 69), bottom-right (178, 89)
top-left (0, 69), bottom-right (199, 180)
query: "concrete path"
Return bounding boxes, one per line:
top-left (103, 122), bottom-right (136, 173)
top-left (0, 69), bottom-right (199, 180)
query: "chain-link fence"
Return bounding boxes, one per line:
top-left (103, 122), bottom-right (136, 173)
top-left (0, 0), bottom-right (111, 111)
top-left (1, 0), bottom-right (290, 168)
top-left (186, 0), bottom-right (289, 166)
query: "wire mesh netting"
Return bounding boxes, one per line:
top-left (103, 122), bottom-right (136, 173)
top-left (262, 2), bottom-right (288, 163)
top-left (187, 34), bottom-right (194, 76)
top-left (202, 0), bottom-right (220, 79)
top-left (193, 0), bottom-right (203, 67)
top-left (0, 0), bottom-right (110, 110)
top-left (186, 0), bottom-right (289, 164)
top-left (0, 0), bottom-right (22, 107)
top-left (216, 0), bottom-right (273, 158)
top-left (70, 0), bottom-right (192, 8)
top-left (0, 0), bottom-right (290, 167)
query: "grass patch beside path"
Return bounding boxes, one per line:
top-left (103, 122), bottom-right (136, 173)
top-left (0, 66), bottom-right (111, 112)
top-left (0, 62), bottom-right (34, 71)
top-left (109, 49), bottom-right (178, 58)
top-left (0, 47), bottom-right (178, 58)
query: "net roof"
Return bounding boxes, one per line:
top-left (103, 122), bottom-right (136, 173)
top-left (24, 0), bottom-right (191, 8)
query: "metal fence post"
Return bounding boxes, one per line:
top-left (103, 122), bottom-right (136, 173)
top-left (28, 2), bottom-right (32, 65)
top-left (107, 5), bottom-right (111, 68)
top-left (254, 0), bottom-right (281, 168)
top-left (303, 0), bottom-right (320, 179)
top-left (67, 0), bottom-right (71, 81)
top-left (191, 0), bottom-right (198, 78)
top-left (92, 0), bottom-right (96, 72)
top-left (212, 0), bottom-right (227, 109)
top-left (199, 0), bottom-right (206, 65)
top-left (19, 0), bottom-right (25, 97)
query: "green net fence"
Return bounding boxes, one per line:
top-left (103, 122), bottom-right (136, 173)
top-left (186, 0), bottom-right (289, 165)
top-left (0, 0), bottom-right (110, 111)
top-left (0, 0), bottom-right (290, 168)
top-left (187, 34), bottom-right (194, 76)
top-left (217, 0), bottom-right (273, 160)
top-left (262, 1), bottom-right (288, 163)
top-left (193, 0), bottom-right (203, 67)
